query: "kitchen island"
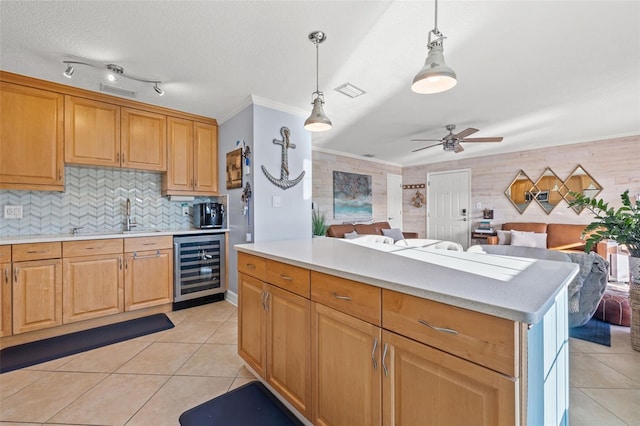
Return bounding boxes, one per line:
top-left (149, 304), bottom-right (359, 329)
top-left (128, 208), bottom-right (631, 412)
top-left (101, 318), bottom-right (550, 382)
top-left (236, 237), bottom-right (578, 426)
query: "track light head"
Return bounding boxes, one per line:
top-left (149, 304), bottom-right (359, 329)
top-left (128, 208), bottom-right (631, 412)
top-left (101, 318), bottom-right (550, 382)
top-left (153, 83), bottom-right (164, 96)
top-left (63, 65), bottom-right (74, 78)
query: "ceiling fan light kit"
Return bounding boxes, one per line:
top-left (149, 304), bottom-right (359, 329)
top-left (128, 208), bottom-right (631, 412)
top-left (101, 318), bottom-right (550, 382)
top-left (61, 59), bottom-right (164, 96)
top-left (304, 31), bottom-right (332, 132)
top-left (412, 0), bottom-right (457, 94)
top-left (411, 124), bottom-right (503, 153)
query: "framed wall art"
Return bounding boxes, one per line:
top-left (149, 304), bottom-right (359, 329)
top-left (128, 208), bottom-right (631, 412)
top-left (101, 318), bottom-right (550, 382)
top-left (333, 171), bottom-right (372, 221)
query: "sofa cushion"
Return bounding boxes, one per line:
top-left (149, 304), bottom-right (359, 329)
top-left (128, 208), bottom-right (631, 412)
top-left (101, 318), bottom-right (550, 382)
top-left (354, 223), bottom-right (379, 235)
top-left (497, 230), bottom-right (511, 245)
top-left (326, 224), bottom-right (356, 238)
top-left (502, 222), bottom-right (548, 234)
top-left (546, 223), bottom-right (588, 251)
top-left (510, 230), bottom-right (547, 248)
top-left (382, 228), bottom-right (405, 242)
top-left (344, 231), bottom-right (359, 239)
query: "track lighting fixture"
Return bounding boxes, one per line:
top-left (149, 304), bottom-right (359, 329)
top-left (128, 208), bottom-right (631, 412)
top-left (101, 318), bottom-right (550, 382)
top-left (411, 0), bottom-right (457, 94)
top-left (62, 60), bottom-right (164, 95)
top-left (304, 31), bottom-right (332, 132)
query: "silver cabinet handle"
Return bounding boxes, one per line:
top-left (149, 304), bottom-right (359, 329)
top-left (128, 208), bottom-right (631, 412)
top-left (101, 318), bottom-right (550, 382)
top-left (27, 249), bottom-right (48, 254)
top-left (382, 343), bottom-right (389, 376)
top-left (4, 268), bottom-right (8, 284)
top-left (246, 263), bottom-right (256, 269)
top-left (264, 291), bottom-right (270, 312)
top-left (261, 291), bottom-right (266, 310)
top-left (132, 250), bottom-right (160, 259)
top-left (372, 337), bottom-right (378, 370)
top-left (14, 267), bottom-right (18, 283)
top-left (332, 292), bottom-right (352, 301)
top-left (418, 319), bottom-right (458, 335)
top-left (119, 257), bottom-right (122, 270)
top-left (279, 274), bottom-right (293, 281)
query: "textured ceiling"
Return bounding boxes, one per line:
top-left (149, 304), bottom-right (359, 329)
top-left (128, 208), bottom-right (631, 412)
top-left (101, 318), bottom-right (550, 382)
top-left (1, 1), bottom-right (638, 166)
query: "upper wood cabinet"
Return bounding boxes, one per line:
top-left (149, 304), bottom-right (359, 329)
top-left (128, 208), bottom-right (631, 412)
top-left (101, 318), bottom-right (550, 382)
top-left (0, 82), bottom-right (64, 191)
top-left (121, 108), bottom-right (167, 171)
top-left (162, 118), bottom-right (218, 195)
top-left (65, 96), bottom-right (121, 167)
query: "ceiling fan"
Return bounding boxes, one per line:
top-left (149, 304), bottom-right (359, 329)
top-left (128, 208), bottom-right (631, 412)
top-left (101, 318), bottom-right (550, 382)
top-left (411, 124), bottom-right (503, 153)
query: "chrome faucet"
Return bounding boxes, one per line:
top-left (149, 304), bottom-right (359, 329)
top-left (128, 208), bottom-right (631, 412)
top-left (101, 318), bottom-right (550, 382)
top-left (125, 198), bottom-right (137, 231)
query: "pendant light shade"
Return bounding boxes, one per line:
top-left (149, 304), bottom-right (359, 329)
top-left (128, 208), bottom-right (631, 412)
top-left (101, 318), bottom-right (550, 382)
top-left (304, 31), bottom-right (332, 132)
top-left (411, 44), bottom-right (457, 94)
top-left (411, 0), bottom-right (457, 94)
top-left (304, 96), bottom-right (332, 132)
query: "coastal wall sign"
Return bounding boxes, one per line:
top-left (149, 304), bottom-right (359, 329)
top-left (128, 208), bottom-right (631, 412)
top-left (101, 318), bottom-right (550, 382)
top-left (261, 127), bottom-right (305, 190)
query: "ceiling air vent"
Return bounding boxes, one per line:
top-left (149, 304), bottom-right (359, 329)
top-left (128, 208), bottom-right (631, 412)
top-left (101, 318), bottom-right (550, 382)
top-left (363, 154), bottom-right (375, 158)
top-left (100, 83), bottom-right (136, 98)
top-left (334, 82), bottom-right (366, 98)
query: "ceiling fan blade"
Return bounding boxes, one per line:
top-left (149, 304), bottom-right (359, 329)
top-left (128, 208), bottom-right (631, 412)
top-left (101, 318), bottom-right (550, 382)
top-left (412, 142), bottom-right (443, 152)
top-left (461, 137), bottom-right (503, 143)
top-left (454, 144), bottom-right (465, 153)
top-left (454, 128), bottom-right (479, 139)
top-left (410, 138), bottom-right (442, 142)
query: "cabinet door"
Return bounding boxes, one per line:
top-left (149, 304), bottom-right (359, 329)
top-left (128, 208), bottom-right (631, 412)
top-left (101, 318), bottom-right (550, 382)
top-left (0, 82), bottom-right (64, 191)
top-left (382, 330), bottom-right (517, 426)
top-left (124, 248), bottom-right (172, 311)
top-left (312, 302), bottom-right (382, 426)
top-left (65, 96), bottom-right (120, 167)
top-left (238, 273), bottom-right (267, 377)
top-left (193, 122), bottom-right (218, 194)
top-left (121, 108), bottom-right (167, 171)
top-left (266, 284), bottom-right (311, 420)
top-left (163, 117), bottom-right (194, 192)
top-left (63, 254), bottom-right (124, 323)
top-left (12, 259), bottom-right (63, 334)
top-left (1, 261), bottom-right (11, 337)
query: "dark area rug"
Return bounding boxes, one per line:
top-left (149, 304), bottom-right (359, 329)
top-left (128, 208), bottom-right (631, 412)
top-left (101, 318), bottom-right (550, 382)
top-left (0, 313), bottom-right (174, 374)
top-left (179, 381), bottom-right (304, 426)
top-left (570, 317), bottom-right (611, 346)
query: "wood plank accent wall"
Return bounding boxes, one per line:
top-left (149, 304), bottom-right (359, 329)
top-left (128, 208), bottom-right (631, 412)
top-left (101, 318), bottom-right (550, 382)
top-left (312, 135), bottom-right (638, 238)
top-left (312, 151), bottom-right (401, 225)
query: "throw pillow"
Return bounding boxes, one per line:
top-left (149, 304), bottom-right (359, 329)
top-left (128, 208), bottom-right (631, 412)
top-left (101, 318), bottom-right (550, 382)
top-left (344, 231), bottom-right (359, 239)
top-left (497, 230), bottom-right (511, 245)
top-left (510, 230), bottom-right (547, 248)
top-left (382, 228), bottom-right (405, 242)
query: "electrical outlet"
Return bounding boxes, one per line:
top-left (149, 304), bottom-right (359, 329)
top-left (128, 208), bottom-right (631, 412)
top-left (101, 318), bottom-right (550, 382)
top-left (272, 195), bottom-right (282, 207)
top-left (182, 206), bottom-right (190, 216)
top-left (246, 232), bottom-right (252, 242)
top-left (4, 205), bottom-right (23, 219)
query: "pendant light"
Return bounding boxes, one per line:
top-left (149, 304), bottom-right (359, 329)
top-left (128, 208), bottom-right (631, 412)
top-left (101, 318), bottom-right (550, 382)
top-left (304, 31), bottom-right (332, 132)
top-left (411, 0), bottom-right (457, 94)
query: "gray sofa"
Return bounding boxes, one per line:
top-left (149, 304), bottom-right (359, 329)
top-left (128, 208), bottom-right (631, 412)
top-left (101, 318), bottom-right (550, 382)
top-left (471, 245), bottom-right (608, 327)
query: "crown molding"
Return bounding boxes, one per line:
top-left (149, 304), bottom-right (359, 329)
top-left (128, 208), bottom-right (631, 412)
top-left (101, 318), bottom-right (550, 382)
top-left (313, 146), bottom-right (403, 168)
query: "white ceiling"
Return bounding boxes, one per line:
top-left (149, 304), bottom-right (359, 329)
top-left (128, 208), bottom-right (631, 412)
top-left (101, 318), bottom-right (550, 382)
top-left (1, 1), bottom-right (638, 167)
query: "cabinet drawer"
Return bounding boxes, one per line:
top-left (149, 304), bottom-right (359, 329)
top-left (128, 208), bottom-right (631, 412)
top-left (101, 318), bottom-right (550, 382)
top-left (0, 245), bottom-right (10, 261)
top-left (12, 242), bottom-right (61, 261)
top-left (237, 252), bottom-right (267, 281)
top-left (124, 236), bottom-right (172, 252)
top-left (63, 239), bottom-right (123, 257)
top-left (266, 259), bottom-right (310, 298)
top-left (311, 271), bottom-right (381, 326)
top-left (382, 289), bottom-right (518, 377)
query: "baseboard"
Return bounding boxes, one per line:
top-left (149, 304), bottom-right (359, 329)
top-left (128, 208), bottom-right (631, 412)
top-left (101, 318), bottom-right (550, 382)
top-left (225, 289), bottom-right (238, 306)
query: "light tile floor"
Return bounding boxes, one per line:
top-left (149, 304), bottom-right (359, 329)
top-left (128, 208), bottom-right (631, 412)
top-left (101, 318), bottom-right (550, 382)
top-left (0, 300), bottom-right (638, 425)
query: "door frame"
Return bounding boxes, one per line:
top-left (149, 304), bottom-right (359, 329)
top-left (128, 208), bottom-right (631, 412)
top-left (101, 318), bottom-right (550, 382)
top-left (426, 168), bottom-right (471, 248)
top-left (386, 173), bottom-right (403, 230)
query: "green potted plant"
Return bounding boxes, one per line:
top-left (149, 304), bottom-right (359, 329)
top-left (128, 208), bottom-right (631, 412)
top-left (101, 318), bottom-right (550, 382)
top-left (312, 209), bottom-right (329, 237)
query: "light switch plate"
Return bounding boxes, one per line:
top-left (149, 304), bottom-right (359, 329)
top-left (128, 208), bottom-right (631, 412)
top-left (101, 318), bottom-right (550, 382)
top-left (272, 195), bottom-right (282, 207)
top-left (4, 205), bottom-right (23, 219)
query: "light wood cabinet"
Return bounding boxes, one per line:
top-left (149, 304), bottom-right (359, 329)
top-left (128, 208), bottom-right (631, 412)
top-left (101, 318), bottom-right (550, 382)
top-left (162, 118), bottom-right (218, 195)
top-left (238, 257), bottom-right (312, 420)
top-left (124, 236), bottom-right (173, 311)
top-left (0, 82), bottom-right (64, 191)
top-left (65, 96), bottom-right (121, 167)
top-left (312, 302), bottom-right (382, 426)
top-left (381, 330), bottom-right (517, 426)
top-left (0, 246), bottom-right (11, 337)
top-left (121, 107), bottom-right (167, 171)
top-left (62, 239), bottom-right (124, 323)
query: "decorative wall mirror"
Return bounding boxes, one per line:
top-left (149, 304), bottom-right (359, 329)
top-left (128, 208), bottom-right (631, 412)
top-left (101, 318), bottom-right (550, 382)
top-left (562, 164), bottom-right (603, 214)
top-left (504, 170), bottom-right (536, 214)
top-left (534, 167), bottom-right (567, 215)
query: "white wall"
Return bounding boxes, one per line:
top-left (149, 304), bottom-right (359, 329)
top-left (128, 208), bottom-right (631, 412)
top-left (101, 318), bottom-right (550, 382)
top-left (253, 104), bottom-right (312, 242)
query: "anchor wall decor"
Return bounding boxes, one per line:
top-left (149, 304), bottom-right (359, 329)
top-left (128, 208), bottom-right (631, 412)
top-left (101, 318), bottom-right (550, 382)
top-left (261, 126), bottom-right (305, 190)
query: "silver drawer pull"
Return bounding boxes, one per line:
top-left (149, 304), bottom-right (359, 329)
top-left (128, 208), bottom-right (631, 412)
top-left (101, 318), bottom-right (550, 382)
top-left (371, 337), bottom-right (378, 370)
top-left (279, 274), bottom-right (293, 281)
top-left (418, 319), bottom-right (458, 335)
top-left (246, 263), bottom-right (256, 269)
top-left (142, 242), bottom-right (157, 246)
top-left (331, 292), bottom-right (352, 301)
top-left (27, 249), bottom-right (48, 254)
top-left (133, 250), bottom-right (160, 259)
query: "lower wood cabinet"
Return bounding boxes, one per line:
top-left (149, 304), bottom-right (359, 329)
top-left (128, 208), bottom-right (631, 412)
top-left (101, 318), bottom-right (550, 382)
top-left (124, 248), bottom-right (172, 311)
top-left (312, 302), bottom-right (381, 426)
top-left (238, 272), bottom-right (312, 419)
top-left (12, 259), bottom-right (62, 334)
top-left (62, 239), bottom-right (124, 323)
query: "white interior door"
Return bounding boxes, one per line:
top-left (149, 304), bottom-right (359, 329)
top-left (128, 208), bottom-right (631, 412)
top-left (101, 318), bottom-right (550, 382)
top-left (386, 174), bottom-right (403, 229)
top-left (427, 169), bottom-right (470, 248)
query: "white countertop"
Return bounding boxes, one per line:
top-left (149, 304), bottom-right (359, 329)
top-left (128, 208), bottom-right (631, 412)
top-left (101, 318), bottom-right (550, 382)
top-left (1, 228), bottom-right (229, 245)
top-left (235, 238), bottom-right (579, 324)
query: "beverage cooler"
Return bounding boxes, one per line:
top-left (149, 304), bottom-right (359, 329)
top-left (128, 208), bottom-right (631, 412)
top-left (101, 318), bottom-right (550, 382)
top-left (173, 234), bottom-right (225, 308)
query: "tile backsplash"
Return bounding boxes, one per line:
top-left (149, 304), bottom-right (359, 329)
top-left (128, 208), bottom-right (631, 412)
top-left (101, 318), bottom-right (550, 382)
top-left (0, 166), bottom-right (217, 236)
